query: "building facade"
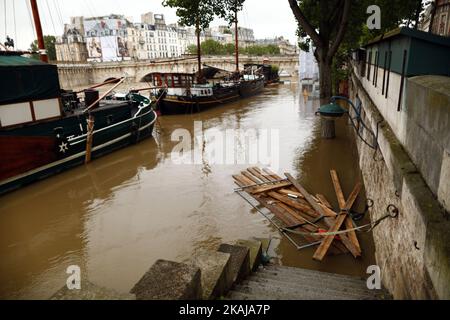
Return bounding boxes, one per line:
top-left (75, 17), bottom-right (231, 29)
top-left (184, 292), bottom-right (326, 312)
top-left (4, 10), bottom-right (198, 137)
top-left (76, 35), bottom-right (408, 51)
top-left (420, 0), bottom-right (450, 37)
top-left (55, 11), bottom-right (297, 62)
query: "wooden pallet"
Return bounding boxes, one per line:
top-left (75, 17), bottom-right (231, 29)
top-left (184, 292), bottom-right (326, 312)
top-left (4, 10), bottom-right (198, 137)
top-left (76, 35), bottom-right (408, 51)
top-left (233, 167), bottom-right (362, 260)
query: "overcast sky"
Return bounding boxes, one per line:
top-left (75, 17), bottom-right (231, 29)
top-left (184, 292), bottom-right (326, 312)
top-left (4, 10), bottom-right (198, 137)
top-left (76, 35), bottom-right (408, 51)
top-left (0, 0), bottom-right (299, 50)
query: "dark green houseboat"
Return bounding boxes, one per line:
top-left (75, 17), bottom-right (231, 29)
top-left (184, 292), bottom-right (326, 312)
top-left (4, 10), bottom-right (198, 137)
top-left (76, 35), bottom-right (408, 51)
top-left (0, 53), bottom-right (157, 194)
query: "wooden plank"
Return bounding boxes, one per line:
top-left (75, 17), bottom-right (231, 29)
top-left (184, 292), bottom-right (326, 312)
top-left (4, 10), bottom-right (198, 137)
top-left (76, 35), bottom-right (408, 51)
top-left (275, 203), bottom-right (343, 254)
top-left (285, 173), bottom-right (328, 219)
top-left (248, 167), bottom-right (271, 182)
top-left (278, 189), bottom-right (305, 199)
top-left (267, 192), bottom-right (318, 218)
top-left (314, 193), bottom-right (361, 256)
top-left (330, 170), bottom-right (362, 255)
top-left (233, 174), bottom-right (255, 188)
top-left (249, 181), bottom-right (292, 194)
top-left (317, 203), bottom-right (338, 217)
top-left (241, 171), bottom-right (262, 184)
top-left (330, 170), bottom-right (346, 208)
top-left (316, 194), bottom-right (332, 209)
top-left (262, 167), bottom-right (282, 180)
top-left (256, 196), bottom-right (301, 227)
top-left (312, 182), bottom-right (362, 261)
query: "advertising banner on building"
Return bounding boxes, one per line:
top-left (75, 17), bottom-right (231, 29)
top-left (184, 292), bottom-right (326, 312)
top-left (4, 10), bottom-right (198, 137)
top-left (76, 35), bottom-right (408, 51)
top-left (117, 36), bottom-right (129, 58)
top-left (87, 37), bottom-right (102, 59)
top-left (100, 36), bottom-right (118, 61)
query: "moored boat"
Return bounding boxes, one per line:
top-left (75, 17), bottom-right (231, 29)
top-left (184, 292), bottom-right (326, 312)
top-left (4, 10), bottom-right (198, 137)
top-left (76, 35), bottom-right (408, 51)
top-left (0, 53), bottom-right (157, 195)
top-left (150, 72), bottom-right (240, 115)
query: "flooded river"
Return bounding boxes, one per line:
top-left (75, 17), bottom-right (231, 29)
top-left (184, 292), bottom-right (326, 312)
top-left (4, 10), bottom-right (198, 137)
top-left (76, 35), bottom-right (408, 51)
top-left (0, 82), bottom-right (375, 299)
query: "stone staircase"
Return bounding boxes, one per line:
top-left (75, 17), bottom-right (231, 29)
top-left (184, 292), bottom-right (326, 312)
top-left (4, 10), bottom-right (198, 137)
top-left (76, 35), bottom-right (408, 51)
top-left (228, 265), bottom-right (390, 300)
top-left (51, 237), bottom-right (391, 300)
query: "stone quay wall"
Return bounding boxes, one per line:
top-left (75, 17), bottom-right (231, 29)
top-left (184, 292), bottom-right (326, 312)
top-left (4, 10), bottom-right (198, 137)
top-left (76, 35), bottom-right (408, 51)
top-left (349, 70), bottom-right (450, 300)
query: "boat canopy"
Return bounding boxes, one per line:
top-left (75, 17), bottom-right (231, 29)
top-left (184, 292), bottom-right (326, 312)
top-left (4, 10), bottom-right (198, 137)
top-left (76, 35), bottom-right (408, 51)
top-left (146, 72), bottom-right (195, 88)
top-left (0, 55), bottom-right (61, 106)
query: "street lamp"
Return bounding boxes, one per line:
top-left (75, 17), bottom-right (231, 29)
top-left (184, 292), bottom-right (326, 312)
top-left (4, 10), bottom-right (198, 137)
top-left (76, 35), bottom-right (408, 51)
top-left (317, 99), bottom-right (347, 139)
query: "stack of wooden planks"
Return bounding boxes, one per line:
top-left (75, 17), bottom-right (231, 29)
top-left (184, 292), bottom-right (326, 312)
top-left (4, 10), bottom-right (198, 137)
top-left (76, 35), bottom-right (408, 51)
top-left (233, 167), bottom-right (362, 261)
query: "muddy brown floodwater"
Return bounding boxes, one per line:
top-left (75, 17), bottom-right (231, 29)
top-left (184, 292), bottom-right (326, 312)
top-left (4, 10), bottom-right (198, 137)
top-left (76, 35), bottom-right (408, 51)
top-left (0, 82), bottom-right (376, 299)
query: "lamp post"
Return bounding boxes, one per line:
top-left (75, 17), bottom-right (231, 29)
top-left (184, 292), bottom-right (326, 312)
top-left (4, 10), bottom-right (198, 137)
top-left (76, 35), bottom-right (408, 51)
top-left (317, 100), bottom-right (347, 139)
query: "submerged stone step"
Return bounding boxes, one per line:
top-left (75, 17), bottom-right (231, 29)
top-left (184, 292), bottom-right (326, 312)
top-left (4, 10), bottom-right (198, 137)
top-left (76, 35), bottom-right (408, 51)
top-left (130, 259), bottom-right (202, 300)
top-left (235, 239), bottom-right (263, 271)
top-left (246, 276), bottom-right (382, 299)
top-left (218, 243), bottom-right (251, 284)
top-left (51, 280), bottom-right (134, 300)
top-left (233, 280), bottom-right (378, 300)
top-left (250, 273), bottom-right (374, 296)
top-left (258, 267), bottom-right (372, 289)
top-left (187, 250), bottom-right (232, 300)
top-left (263, 265), bottom-right (368, 284)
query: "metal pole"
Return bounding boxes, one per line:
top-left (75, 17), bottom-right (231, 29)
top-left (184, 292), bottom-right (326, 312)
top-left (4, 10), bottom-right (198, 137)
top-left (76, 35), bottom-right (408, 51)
top-left (234, 8), bottom-right (239, 72)
top-left (196, 18), bottom-right (202, 83)
top-left (29, 0), bottom-right (48, 63)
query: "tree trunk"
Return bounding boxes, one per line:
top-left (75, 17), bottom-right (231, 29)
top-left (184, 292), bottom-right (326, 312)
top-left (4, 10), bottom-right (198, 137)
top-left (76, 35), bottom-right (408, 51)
top-left (319, 59), bottom-right (333, 102)
top-left (196, 19), bottom-right (202, 83)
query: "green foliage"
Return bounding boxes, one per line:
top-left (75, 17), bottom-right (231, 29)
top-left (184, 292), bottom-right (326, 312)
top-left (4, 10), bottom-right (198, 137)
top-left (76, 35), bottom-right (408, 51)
top-left (187, 39), bottom-right (281, 56)
top-left (216, 0), bottom-right (246, 25)
top-left (29, 35), bottom-right (56, 61)
top-left (163, 0), bottom-right (220, 31)
top-left (292, 0), bottom-right (424, 96)
top-left (244, 44), bottom-right (280, 56)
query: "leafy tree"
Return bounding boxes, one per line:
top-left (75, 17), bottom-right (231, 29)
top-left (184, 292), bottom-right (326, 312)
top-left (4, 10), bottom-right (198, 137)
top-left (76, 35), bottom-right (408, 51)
top-left (163, 0), bottom-right (220, 82)
top-left (187, 40), bottom-right (281, 56)
top-left (30, 35), bottom-right (56, 61)
top-left (289, 0), bottom-right (425, 100)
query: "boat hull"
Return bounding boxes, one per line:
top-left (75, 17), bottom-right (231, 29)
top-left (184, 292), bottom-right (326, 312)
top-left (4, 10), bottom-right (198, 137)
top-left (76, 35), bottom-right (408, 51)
top-left (0, 105), bottom-right (157, 195)
top-left (158, 86), bottom-right (240, 115)
top-left (239, 78), bottom-right (265, 98)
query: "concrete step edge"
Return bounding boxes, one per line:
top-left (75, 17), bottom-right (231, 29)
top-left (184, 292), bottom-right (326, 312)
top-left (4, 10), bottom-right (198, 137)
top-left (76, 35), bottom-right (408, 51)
top-left (246, 276), bottom-right (382, 299)
top-left (251, 272), bottom-right (372, 291)
top-left (236, 280), bottom-right (380, 300)
top-left (261, 266), bottom-right (367, 283)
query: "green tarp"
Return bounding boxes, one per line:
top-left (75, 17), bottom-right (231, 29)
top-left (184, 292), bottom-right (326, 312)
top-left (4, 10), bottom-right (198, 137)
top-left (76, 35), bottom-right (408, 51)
top-left (0, 55), bottom-right (61, 105)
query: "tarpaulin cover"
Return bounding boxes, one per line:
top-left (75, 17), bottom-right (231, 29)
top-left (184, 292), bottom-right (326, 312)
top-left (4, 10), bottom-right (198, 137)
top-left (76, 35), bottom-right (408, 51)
top-left (0, 55), bottom-right (61, 105)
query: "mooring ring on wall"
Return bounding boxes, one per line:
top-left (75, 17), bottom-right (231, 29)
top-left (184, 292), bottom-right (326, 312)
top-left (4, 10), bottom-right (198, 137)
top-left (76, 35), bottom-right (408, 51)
top-left (386, 204), bottom-right (399, 218)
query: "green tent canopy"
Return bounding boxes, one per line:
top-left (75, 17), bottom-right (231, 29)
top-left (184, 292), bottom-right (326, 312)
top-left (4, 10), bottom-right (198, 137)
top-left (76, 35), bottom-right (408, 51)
top-left (0, 55), bottom-right (61, 106)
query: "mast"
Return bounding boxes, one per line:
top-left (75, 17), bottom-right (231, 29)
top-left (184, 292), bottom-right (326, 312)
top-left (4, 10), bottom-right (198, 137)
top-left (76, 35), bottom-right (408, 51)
top-left (29, 0), bottom-right (48, 63)
top-left (196, 17), bottom-right (202, 83)
top-left (234, 6), bottom-right (239, 73)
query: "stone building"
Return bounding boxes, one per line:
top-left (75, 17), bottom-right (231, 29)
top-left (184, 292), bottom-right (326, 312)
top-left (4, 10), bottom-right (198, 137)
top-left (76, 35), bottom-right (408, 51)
top-left (420, 0), bottom-right (450, 37)
top-left (256, 36), bottom-right (298, 55)
top-left (55, 20), bottom-right (88, 62)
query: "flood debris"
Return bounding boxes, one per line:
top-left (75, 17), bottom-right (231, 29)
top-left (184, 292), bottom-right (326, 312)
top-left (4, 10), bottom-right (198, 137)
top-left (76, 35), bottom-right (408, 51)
top-left (233, 167), bottom-right (363, 260)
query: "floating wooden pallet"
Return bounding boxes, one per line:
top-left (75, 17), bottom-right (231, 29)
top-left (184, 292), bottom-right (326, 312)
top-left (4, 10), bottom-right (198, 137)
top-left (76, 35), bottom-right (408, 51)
top-left (233, 167), bottom-right (362, 260)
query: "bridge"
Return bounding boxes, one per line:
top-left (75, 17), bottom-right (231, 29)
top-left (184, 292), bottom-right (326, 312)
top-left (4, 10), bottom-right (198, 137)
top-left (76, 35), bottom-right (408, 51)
top-left (56, 55), bottom-right (299, 89)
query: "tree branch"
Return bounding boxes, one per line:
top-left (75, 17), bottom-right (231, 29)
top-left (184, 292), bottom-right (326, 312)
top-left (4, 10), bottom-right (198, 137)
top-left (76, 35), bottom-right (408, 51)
top-left (288, 0), bottom-right (323, 48)
top-left (327, 0), bottom-right (351, 62)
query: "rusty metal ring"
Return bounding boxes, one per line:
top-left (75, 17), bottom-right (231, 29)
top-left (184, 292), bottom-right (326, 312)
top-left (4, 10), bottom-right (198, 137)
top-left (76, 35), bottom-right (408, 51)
top-left (366, 198), bottom-right (374, 208)
top-left (387, 204), bottom-right (399, 218)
